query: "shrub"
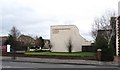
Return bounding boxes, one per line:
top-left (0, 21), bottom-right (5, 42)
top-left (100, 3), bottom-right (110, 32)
top-left (101, 47), bottom-right (114, 61)
top-left (93, 33), bottom-right (115, 61)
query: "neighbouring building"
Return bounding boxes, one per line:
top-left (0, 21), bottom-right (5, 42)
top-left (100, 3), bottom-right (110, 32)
top-left (82, 43), bottom-right (95, 52)
top-left (109, 16), bottom-right (120, 56)
top-left (44, 39), bottom-right (50, 49)
top-left (0, 36), bottom-right (8, 54)
top-left (110, 17), bottom-right (119, 56)
top-left (110, 17), bottom-right (116, 34)
top-left (117, 16), bottom-right (120, 56)
top-left (97, 30), bottom-right (112, 37)
top-left (50, 25), bottom-right (91, 52)
top-left (0, 36), bottom-right (8, 46)
top-left (117, 2), bottom-right (120, 56)
top-left (17, 35), bottom-right (35, 46)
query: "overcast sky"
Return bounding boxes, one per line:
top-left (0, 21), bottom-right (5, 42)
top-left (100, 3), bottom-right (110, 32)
top-left (0, 0), bottom-right (119, 41)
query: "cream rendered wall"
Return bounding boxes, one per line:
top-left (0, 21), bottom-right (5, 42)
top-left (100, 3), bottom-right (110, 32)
top-left (50, 25), bottom-right (91, 52)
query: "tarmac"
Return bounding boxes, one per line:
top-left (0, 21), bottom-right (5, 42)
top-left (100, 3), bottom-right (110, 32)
top-left (1, 56), bottom-right (120, 67)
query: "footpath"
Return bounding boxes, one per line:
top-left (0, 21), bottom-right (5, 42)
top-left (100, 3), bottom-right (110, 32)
top-left (2, 56), bottom-right (119, 67)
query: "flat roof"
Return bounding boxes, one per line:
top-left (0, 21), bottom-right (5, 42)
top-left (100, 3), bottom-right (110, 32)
top-left (51, 25), bottom-right (76, 27)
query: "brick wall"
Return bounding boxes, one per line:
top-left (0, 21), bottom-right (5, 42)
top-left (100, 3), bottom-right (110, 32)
top-left (118, 16), bottom-right (120, 56)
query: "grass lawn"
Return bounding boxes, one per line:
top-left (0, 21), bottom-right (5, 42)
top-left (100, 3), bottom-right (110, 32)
top-left (25, 51), bottom-right (96, 57)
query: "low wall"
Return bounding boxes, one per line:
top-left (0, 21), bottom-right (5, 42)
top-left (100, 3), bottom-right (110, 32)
top-left (2, 53), bottom-right (97, 60)
top-left (114, 56), bottom-right (120, 62)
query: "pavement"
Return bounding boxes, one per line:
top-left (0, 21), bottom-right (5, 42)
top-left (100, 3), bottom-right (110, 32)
top-left (2, 56), bottom-right (120, 67)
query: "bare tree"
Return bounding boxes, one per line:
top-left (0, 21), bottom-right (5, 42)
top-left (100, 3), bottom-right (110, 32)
top-left (10, 26), bottom-right (20, 39)
top-left (91, 10), bottom-right (116, 47)
top-left (67, 38), bottom-right (72, 53)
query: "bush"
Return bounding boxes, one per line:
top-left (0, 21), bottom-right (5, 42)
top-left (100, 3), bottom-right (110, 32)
top-left (93, 34), bottom-right (115, 61)
top-left (101, 47), bottom-right (114, 61)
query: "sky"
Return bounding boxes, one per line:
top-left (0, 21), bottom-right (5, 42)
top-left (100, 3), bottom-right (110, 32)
top-left (0, 0), bottom-right (119, 41)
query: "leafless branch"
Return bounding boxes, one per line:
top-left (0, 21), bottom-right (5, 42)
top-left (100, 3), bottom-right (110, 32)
top-left (91, 9), bottom-right (116, 46)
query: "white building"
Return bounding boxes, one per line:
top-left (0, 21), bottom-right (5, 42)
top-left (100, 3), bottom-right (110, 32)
top-left (50, 25), bottom-right (91, 52)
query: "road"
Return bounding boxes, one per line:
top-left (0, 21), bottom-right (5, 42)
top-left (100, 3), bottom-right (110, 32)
top-left (2, 61), bottom-right (119, 70)
top-left (2, 61), bottom-right (98, 68)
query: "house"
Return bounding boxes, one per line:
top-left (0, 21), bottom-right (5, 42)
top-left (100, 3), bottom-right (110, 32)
top-left (43, 39), bottom-right (50, 49)
top-left (50, 25), bottom-right (91, 52)
top-left (0, 36), bottom-right (8, 54)
top-left (0, 36), bottom-right (8, 46)
top-left (17, 35), bottom-right (35, 46)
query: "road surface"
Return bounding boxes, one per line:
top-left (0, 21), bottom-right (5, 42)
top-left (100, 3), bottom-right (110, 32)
top-left (2, 61), bottom-right (99, 68)
top-left (2, 61), bottom-right (119, 70)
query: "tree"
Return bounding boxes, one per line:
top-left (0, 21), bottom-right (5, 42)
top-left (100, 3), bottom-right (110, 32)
top-left (5, 34), bottom-right (17, 59)
top-left (92, 10), bottom-right (116, 47)
top-left (10, 26), bottom-right (20, 39)
top-left (67, 38), bottom-right (72, 53)
top-left (34, 36), bottom-right (44, 50)
top-left (6, 34), bottom-right (16, 47)
top-left (93, 31), bottom-right (114, 61)
top-left (93, 33), bottom-right (108, 49)
top-left (6, 26), bottom-right (21, 51)
top-left (92, 10), bottom-right (116, 61)
top-left (10, 26), bottom-right (20, 49)
top-left (35, 36), bottom-right (40, 50)
top-left (91, 11), bottom-right (116, 41)
top-left (6, 26), bottom-right (20, 59)
top-left (39, 37), bottom-right (44, 50)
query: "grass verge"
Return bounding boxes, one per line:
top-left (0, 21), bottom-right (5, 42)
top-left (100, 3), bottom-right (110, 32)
top-left (25, 52), bottom-right (96, 57)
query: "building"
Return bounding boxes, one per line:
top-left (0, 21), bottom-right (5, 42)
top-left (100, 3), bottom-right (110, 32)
top-left (117, 16), bottom-right (120, 56)
top-left (50, 25), bottom-right (91, 52)
top-left (117, 2), bottom-right (120, 56)
top-left (17, 35), bottom-right (35, 46)
top-left (113, 16), bottom-right (120, 56)
top-left (44, 39), bottom-right (50, 49)
top-left (0, 36), bottom-right (8, 54)
top-left (0, 36), bottom-right (8, 46)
